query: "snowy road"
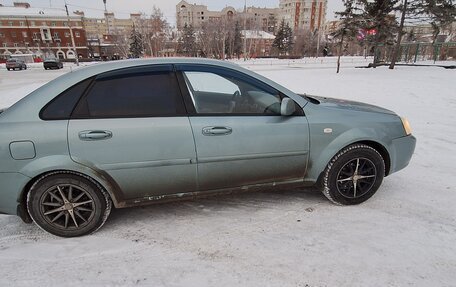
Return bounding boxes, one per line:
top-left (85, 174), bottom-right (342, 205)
top-left (0, 58), bottom-right (455, 287)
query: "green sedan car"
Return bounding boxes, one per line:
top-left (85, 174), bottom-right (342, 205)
top-left (0, 58), bottom-right (416, 237)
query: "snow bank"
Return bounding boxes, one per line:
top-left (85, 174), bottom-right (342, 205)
top-left (0, 57), bottom-right (455, 287)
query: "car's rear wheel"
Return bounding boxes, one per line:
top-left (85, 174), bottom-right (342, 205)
top-left (321, 144), bottom-right (385, 205)
top-left (7, 68), bottom-right (10, 71)
top-left (27, 172), bottom-right (112, 237)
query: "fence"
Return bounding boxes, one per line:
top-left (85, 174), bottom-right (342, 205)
top-left (376, 42), bottom-right (456, 63)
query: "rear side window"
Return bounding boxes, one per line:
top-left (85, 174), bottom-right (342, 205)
top-left (40, 78), bottom-right (93, 120)
top-left (74, 71), bottom-right (184, 118)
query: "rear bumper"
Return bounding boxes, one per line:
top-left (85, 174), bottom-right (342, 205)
top-left (389, 135), bottom-right (417, 174)
top-left (0, 172), bottom-right (30, 215)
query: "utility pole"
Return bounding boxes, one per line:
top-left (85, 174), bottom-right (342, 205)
top-left (64, 0), bottom-right (79, 66)
top-left (243, 0), bottom-right (247, 61)
top-left (316, 28), bottom-right (320, 58)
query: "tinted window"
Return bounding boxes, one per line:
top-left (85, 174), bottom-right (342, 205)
top-left (79, 72), bottom-right (182, 118)
top-left (183, 71), bottom-right (282, 115)
top-left (40, 78), bottom-right (93, 120)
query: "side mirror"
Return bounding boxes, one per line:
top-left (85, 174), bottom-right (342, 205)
top-left (281, 98), bottom-right (296, 116)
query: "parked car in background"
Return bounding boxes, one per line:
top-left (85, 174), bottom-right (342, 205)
top-left (6, 58), bottom-right (27, 71)
top-left (0, 58), bottom-right (416, 237)
top-left (43, 58), bottom-right (64, 70)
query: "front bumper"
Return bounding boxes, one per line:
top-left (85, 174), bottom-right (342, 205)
top-left (389, 135), bottom-right (417, 174)
top-left (0, 172), bottom-right (31, 215)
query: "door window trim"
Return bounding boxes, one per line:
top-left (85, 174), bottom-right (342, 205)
top-left (70, 65), bottom-right (188, 119)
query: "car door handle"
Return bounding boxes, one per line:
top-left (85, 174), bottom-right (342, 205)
top-left (79, 130), bottom-right (113, 141)
top-left (202, 126), bottom-right (233, 136)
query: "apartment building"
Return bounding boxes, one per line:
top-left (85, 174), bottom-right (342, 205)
top-left (176, 0), bottom-right (237, 30)
top-left (279, 0), bottom-right (327, 31)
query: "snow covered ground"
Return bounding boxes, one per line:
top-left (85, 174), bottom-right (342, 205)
top-left (0, 57), bottom-right (455, 286)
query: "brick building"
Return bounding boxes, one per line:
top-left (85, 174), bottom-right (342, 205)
top-left (0, 2), bottom-right (88, 61)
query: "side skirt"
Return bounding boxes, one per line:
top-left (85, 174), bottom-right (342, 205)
top-left (119, 179), bottom-right (317, 208)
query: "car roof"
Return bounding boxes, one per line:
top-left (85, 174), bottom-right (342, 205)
top-left (1, 58), bottom-right (305, 122)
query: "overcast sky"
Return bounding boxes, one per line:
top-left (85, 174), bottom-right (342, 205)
top-left (0, 0), bottom-right (344, 23)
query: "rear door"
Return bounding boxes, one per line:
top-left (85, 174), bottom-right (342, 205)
top-left (176, 65), bottom-right (310, 191)
top-left (68, 65), bottom-right (197, 201)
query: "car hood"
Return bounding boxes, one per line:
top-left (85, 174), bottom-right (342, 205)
top-left (301, 94), bottom-right (396, 115)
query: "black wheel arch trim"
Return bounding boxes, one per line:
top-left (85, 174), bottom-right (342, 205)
top-left (316, 140), bottom-right (391, 188)
top-left (19, 169), bottom-right (123, 222)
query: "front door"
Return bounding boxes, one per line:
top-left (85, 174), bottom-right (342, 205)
top-left (68, 65), bottom-right (197, 200)
top-left (177, 65), bottom-right (310, 191)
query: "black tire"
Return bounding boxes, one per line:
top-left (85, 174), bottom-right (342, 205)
top-left (27, 172), bottom-right (112, 237)
top-left (7, 68), bottom-right (10, 71)
top-left (321, 144), bottom-right (385, 205)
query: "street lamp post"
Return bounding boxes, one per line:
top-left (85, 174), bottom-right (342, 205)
top-left (64, 0), bottom-right (79, 66)
top-left (243, 0), bottom-right (247, 61)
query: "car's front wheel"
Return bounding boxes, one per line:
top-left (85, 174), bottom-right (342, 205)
top-left (321, 144), bottom-right (385, 205)
top-left (27, 172), bottom-right (112, 237)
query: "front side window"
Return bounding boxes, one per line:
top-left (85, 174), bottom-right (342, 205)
top-left (183, 71), bottom-right (282, 115)
top-left (74, 71), bottom-right (184, 118)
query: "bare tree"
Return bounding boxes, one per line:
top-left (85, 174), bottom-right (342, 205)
top-left (112, 31), bottom-right (130, 58)
top-left (148, 7), bottom-right (170, 57)
top-left (390, 0), bottom-right (410, 69)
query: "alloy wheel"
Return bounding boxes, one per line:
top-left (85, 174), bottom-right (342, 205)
top-left (336, 157), bottom-right (377, 199)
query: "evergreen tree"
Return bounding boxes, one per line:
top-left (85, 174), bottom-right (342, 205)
top-left (411, 0), bottom-right (456, 44)
top-left (179, 23), bottom-right (196, 57)
top-left (273, 20), bottom-right (285, 54)
top-left (283, 22), bottom-right (294, 55)
top-left (273, 20), bottom-right (294, 56)
top-left (129, 25), bottom-right (144, 58)
top-left (359, 0), bottom-right (400, 66)
top-left (389, 0), bottom-right (411, 69)
top-left (334, 0), bottom-right (364, 73)
top-left (233, 21), bottom-right (243, 59)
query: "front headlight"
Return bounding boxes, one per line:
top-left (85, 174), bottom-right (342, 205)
top-left (401, 117), bottom-right (412, 136)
